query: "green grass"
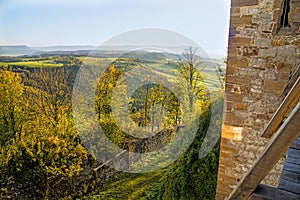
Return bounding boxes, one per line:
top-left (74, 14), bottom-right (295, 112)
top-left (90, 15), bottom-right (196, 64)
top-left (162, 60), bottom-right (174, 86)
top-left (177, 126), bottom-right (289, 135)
top-left (78, 56), bottom-right (120, 62)
top-left (0, 55), bottom-right (222, 92)
top-left (0, 60), bottom-right (63, 68)
top-left (85, 170), bottom-right (164, 200)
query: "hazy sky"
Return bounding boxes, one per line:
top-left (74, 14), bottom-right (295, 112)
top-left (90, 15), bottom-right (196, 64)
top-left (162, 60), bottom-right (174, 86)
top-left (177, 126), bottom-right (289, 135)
top-left (0, 0), bottom-right (230, 58)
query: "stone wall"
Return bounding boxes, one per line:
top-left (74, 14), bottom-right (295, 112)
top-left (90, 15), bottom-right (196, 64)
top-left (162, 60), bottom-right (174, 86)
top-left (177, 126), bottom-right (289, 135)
top-left (216, 0), bottom-right (300, 199)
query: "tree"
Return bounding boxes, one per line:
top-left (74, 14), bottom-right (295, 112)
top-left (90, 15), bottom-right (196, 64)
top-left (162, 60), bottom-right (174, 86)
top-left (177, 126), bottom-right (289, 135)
top-left (22, 67), bottom-right (88, 197)
top-left (0, 67), bottom-right (88, 199)
top-left (0, 68), bottom-right (24, 146)
top-left (158, 106), bottom-right (220, 200)
top-left (178, 47), bottom-right (207, 110)
top-left (95, 64), bottom-right (123, 120)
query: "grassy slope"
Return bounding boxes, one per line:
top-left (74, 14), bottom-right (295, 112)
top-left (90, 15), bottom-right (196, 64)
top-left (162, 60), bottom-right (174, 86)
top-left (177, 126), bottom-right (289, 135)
top-left (85, 170), bottom-right (164, 200)
top-left (0, 60), bottom-right (63, 68)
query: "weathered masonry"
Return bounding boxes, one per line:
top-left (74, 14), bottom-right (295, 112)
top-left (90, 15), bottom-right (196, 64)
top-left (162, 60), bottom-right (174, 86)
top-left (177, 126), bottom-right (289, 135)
top-left (216, 0), bottom-right (300, 199)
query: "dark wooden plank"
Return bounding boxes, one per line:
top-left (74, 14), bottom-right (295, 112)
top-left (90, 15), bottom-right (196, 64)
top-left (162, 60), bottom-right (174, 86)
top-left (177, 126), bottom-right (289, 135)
top-left (279, 170), bottom-right (300, 184)
top-left (248, 184), bottom-right (300, 200)
top-left (291, 137), bottom-right (300, 150)
top-left (287, 148), bottom-right (300, 159)
top-left (283, 161), bottom-right (300, 173)
top-left (286, 156), bottom-right (300, 165)
top-left (278, 179), bottom-right (300, 195)
top-left (248, 195), bottom-right (269, 200)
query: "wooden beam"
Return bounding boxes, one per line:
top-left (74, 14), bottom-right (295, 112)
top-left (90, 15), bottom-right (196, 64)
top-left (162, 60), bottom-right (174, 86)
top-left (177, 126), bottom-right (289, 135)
top-left (280, 64), bottom-right (300, 99)
top-left (228, 101), bottom-right (300, 200)
top-left (248, 184), bottom-right (300, 200)
top-left (262, 76), bottom-right (300, 138)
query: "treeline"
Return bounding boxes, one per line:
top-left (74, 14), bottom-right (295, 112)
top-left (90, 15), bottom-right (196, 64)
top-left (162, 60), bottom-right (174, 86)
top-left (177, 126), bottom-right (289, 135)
top-left (0, 66), bottom-right (100, 199)
top-left (0, 48), bottom-right (224, 199)
top-left (91, 48), bottom-right (222, 199)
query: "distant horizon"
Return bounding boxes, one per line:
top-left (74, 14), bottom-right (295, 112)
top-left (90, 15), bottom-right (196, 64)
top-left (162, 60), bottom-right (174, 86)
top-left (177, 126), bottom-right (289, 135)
top-left (0, 44), bottom-right (226, 59)
top-left (0, 0), bottom-right (230, 59)
top-left (0, 44), bottom-right (225, 59)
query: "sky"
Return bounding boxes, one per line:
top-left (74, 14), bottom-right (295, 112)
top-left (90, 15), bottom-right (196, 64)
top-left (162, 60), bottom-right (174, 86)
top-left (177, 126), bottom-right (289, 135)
top-left (0, 0), bottom-right (230, 58)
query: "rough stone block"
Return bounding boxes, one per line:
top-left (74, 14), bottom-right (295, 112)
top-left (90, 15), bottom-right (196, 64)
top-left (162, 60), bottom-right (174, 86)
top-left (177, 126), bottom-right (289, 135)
top-left (227, 46), bottom-right (238, 56)
top-left (226, 65), bottom-right (239, 76)
top-left (226, 92), bottom-right (244, 102)
top-left (274, 0), bottom-right (284, 9)
top-left (258, 48), bottom-right (276, 57)
top-left (221, 144), bottom-right (239, 154)
top-left (226, 76), bottom-right (251, 85)
top-left (263, 69), bottom-right (278, 80)
top-left (224, 112), bottom-right (244, 127)
top-left (238, 68), bottom-right (259, 77)
top-left (290, 37), bottom-right (300, 45)
top-left (290, 2), bottom-right (300, 22)
top-left (272, 38), bottom-right (287, 46)
top-left (260, 12), bottom-right (273, 21)
top-left (279, 72), bottom-right (290, 80)
top-left (259, 21), bottom-right (274, 33)
top-left (237, 46), bottom-right (259, 56)
top-left (231, 0), bottom-right (258, 7)
top-left (275, 62), bottom-right (293, 73)
top-left (229, 37), bottom-right (252, 46)
top-left (227, 56), bottom-right (249, 68)
top-left (249, 58), bottom-right (267, 69)
top-left (225, 102), bottom-right (233, 112)
top-left (230, 84), bottom-right (242, 94)
top-left (231, 15), bottom-right (253, 27)
top-left (222, 124), bottom-right (244, 140)
top-left (240, 7), bottom-right (259, 15)
top-left (290, 9), bottom-right (300, 22)
top-left (230, 7), bottom-right (240, 16)
top-left (235, 103), bottom-right (248, 110)
top-left (250, 86), bottom-right (263, 94)
top-left (273, 9), bottom-right (282, 22)
top-left (263, 80), bottom-right (286, 94)
top-left (256, 113), bottom-right (270, 120)
top-left (251, 79), bottom-right (264, 86)
top-left (237, 26), bottom-right (260, 37)
top-left (254, 38), bottom-right (272, 47)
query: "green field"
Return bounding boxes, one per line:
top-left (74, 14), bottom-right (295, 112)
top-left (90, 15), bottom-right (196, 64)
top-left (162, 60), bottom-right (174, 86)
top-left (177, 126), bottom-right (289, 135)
top-left (0, 54), bottom-right (224, 94)
top-left (0, 60), bottom-right (63, 68)
top-left (86, 170), bottom-right (164, 200)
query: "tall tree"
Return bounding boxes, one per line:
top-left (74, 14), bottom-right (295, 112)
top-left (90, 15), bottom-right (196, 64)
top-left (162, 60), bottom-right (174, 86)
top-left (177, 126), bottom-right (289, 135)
top-left (178, 47), bottom-right (207, 110)
top-left (0, 68), bottom-right (24, 146)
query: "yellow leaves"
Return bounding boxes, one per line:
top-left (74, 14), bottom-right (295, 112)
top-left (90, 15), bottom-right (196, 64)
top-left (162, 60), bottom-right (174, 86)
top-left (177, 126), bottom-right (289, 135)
top-left (0, 70), bottom-right (24, 97)
top-left (47, 136), bottom-right (59, 145)
top-left (0, 69), bottom-right (25, 146)
top-left (0, 67), bottom-right (89, 191)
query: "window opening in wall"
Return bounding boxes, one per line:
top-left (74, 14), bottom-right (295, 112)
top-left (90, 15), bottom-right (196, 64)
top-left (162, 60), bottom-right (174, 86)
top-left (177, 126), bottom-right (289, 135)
top-left (280, 0), bottom-right (291, 28)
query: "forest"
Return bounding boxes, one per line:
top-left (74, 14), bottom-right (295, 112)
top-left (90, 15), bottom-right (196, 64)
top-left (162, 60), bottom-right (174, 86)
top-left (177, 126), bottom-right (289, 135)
top-left (0, 48), bottom-right (224, 199)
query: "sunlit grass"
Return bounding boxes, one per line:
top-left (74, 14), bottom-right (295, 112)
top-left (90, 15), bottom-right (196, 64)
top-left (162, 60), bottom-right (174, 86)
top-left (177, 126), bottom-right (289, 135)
top-left (0, 60), bottom-right (63, 68)
top-left (85, 170), bottom-right (164, 200)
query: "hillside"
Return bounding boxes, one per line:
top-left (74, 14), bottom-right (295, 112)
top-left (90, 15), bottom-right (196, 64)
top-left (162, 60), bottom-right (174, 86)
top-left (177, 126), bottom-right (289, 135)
top-left (0, 45), bottom-right (34, 56)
